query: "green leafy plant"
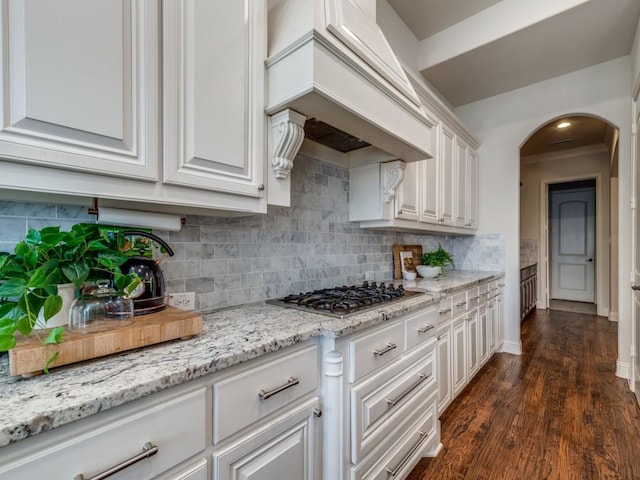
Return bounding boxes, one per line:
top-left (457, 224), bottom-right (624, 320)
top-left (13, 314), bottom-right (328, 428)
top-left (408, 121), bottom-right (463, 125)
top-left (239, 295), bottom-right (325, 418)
top-left (421, 244), bottom-right (455, 270)
top-left (0, 224), bottom-right (139, 371)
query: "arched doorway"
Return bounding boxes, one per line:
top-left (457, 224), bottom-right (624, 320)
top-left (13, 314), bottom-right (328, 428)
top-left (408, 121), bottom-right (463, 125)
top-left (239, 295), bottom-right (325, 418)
top-left (519, 114), bottom-right (619, 319)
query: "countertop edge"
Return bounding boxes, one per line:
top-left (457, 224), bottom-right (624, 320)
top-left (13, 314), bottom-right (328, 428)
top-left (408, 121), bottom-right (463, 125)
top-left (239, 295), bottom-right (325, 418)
top-left (0, 270), bottom-right (502, 448)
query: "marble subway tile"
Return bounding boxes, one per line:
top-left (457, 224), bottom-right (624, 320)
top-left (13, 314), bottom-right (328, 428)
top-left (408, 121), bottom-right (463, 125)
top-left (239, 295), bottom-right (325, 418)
top-left (0, 159), bottom-right (505, 313)
top-left (0, 217), bottom-right (27, 241)
top-left (0, 201), bottom-right (56, 217)
top-left (200, 259), bottom-right (228, 277)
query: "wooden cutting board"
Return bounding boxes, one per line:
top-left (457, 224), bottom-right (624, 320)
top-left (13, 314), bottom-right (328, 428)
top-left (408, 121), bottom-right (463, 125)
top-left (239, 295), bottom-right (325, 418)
top-left (392, 244), bottom-right (423, 279)
top-left (8, 306), bottom-right (203, 377)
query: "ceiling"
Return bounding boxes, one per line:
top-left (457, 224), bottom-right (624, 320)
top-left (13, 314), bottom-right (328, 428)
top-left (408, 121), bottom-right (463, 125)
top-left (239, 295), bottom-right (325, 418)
top-left (386, 0), bottom-right (640, 108)
top-left (385, 0), bottom-right (636, 159)
top-left (520, 116), bottom-right (614, 158)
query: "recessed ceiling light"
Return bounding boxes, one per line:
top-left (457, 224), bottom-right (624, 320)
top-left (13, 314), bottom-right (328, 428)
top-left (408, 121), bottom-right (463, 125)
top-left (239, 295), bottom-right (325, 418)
top-left (556, 121), bottom-right (571, 129)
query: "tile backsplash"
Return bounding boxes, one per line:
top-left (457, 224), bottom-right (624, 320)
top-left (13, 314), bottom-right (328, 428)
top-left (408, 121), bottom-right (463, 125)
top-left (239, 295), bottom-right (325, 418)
top-left (0, 155), bottom-right (504, 312)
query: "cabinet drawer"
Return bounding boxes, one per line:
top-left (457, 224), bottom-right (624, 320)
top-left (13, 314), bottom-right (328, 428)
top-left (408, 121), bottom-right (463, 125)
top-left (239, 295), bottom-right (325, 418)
top-left (0, 389), bottom-right (207, 480)
top-left (437, 296), bottom-right (453, 323)
top-left (351, 391), bottom-right (439, 480)
top-left (349, 322), bottom-right (405, 382)
top-left (467, 287), bottom-right (480, 308)
top-left (351, 342), bottom-right (435, 463)
top-left (452, 291), bottom-right (468, 316)
top-left (405, 304), bottom-right (437, 351)
top-left (213, 344), bottom-right (318, 443)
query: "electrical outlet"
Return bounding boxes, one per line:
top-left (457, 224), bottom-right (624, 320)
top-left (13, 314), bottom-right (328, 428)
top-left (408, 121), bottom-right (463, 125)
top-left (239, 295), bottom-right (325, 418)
top-left (168, 292), bottom-right (196, 311)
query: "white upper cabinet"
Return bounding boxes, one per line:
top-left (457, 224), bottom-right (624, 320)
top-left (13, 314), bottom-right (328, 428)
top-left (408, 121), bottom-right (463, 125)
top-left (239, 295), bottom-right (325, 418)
top-left (0, 0), bottom-right (269, 215)
top-left (439, 124), bottom-right (456, 227)
top-left (349, 114), bottom-right (479, 234)
top-left (162, 0), bottom-right (266, 198)
top-left (395, 160), bottom-right (420, 222)
top-left (454, 138), bottom-right (468, 226)
top-left (0, 0), bottom-right (159, 180)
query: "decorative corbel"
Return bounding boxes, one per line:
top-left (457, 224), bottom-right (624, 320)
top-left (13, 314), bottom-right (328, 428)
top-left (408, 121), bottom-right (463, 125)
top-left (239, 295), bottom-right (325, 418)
top-left (270, 109), bottom-right (306, 179)
top-left (382, 160), bottom-right (406, 203)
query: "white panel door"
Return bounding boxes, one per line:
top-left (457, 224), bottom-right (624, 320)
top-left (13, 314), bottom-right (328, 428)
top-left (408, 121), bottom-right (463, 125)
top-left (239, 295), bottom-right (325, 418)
top-left (436, 322), bottom-right (452, 414)
top-left (163, 0), bottom-right (266, 198)
top-left (452, 316), bottom-right (466, 396)
top-left (633, 94), bottom-right (640, 405)
top-left (396, 160), bottom-right (420, 221)
top-left (0, 0), bottom-right (159, 179)
top-left (550, 187), bottom-right (596, 302)
top-left (420, 117), bottom-right (440, 225)
top-left (213, 399), bottom-right (320, 480)
top-left (440, 125), bottom-right (455, 226)
top-left (466, 149), bottom-right (479, 229)
top-left (455, 138), bottom-right (467, 226)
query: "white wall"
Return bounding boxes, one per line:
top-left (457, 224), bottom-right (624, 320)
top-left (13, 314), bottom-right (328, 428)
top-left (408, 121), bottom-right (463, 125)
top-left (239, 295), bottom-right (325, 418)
top-left (520, 148), bottom-right (611, 316)
top-left (455, 57), bottom-right (632, 368)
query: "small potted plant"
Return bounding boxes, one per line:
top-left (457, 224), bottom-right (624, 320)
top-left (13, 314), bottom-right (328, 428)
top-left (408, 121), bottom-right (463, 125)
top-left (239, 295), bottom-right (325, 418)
top-left (0, 224), bottom-right (139, 371)
top-left (417, 244), bottom-right (455, 278)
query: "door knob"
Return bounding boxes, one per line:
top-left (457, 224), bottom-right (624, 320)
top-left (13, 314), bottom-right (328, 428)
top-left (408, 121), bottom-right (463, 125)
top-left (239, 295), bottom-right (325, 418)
top-left (586, 258), bottom-right (593, 262)
top-left (632, 285), bottom-right (640, 291)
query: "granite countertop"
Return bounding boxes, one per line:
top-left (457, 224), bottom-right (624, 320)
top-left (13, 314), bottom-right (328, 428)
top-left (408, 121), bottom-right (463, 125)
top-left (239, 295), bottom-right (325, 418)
top-left (0, 270), bottom-right (501, 448)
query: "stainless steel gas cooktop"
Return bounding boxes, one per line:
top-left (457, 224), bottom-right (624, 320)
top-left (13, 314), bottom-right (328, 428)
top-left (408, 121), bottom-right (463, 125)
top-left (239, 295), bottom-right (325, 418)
top-left (267, 281), bottom-right (420, 319)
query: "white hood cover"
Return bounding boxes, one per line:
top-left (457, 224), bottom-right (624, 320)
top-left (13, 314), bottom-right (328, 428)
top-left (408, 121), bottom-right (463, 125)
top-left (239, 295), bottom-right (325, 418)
top-left (266, 0), bottom-right (434, 163)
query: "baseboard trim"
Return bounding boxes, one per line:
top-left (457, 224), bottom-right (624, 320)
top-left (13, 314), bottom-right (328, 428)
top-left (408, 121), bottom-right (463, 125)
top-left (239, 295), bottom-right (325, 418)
top-left (597, 306), bottom-right (609, 317)
top-left (609, 311), bottom-right (619, 322)
top-left (501, 340), bottom-right (522, 355)
top-left (616, 359), bottom-right (630, 379)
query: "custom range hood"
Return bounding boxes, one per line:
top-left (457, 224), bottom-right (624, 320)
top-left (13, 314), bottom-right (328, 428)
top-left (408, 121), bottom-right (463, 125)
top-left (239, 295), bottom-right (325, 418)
top-left (266, 0), bottom-right (434, 172)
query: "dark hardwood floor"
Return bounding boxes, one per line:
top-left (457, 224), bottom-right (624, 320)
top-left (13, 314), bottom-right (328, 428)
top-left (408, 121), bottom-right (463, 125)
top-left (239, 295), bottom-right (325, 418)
top-left (407, 308), bottom-right (640, 480)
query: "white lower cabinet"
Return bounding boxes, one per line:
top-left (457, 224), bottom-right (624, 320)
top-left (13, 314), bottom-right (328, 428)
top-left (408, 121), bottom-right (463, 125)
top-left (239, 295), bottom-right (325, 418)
top-left (478, 304), bottom-right (489, 366)
top-left (452, 314), bottom-right (467, 397)
top-left (436, 321), bottom-right (452, 414)
top-left (0, 388), bottom-right (207, 480)
top-left (211, 342), bottom-right (321, 480)
top-left (212, 398), bottom-right (320, 480)
top-left (350, 392), bottom-right (439, 480)
top-left (466, 307), bottom-right (479, 382)
top-left (437, 277), bottom-right (504, 416)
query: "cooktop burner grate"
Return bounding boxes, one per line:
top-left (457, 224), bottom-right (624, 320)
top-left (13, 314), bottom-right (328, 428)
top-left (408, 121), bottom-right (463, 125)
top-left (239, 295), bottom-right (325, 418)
top-left (268, 281), bottom-right (420, 318)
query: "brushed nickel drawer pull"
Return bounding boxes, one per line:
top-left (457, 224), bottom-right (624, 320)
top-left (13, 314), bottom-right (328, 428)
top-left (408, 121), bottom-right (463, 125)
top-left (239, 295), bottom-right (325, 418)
top-left (455, 301), bottom-right (467, 307)
top-left (386, 431), bottom-right (428, 477)
top-left (374, 343), bottom-right (397, 357)
top-left (417, 324), bottom-right (435, 334)
top-left (386, 373), bottom-right (430, 407)
top-left (439, 307), bottom-right (451, 315)
top-left (258, 376), bottom-right (299, 400)
top-left (74, 442), bottom-right (158, 480)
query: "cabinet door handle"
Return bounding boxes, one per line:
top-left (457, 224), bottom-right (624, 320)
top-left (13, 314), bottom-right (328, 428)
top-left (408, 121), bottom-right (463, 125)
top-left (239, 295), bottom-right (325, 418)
top-left (455, 301), bottom-right (467, 307)
top-left (469, 295), bottom-right (479, 301)
top-left (498, 283), bottom-right (505, 287)
top-left (386, 431), bottom-right (428, 477)
top-left (74, 442), bottom-right (158, 480)
top-left (417, 324), bottom-right (435, 334)
top-left (439, 307), bottom-right (452, 314)
top-left (374, 343), bottom-right (397, 357)
top-left (386, 373), bottom-right (431, 407)
top-left (632, 285), bottom-right (640, 291)
top-left (258, 376), bottom-right (299, 400)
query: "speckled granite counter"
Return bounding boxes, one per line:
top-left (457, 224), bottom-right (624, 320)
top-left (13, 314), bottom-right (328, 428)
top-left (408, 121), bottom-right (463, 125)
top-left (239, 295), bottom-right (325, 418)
top-left (0, 270), bottom-right (501, 448)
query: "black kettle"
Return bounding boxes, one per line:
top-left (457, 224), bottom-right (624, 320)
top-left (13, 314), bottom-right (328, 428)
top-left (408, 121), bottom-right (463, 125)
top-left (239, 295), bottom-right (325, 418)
top-left (121, 230), bottom-right (174, 315)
